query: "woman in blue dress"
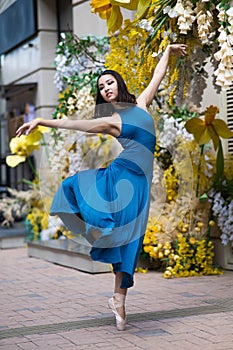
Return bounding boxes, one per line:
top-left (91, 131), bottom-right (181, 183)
top-left (16, 43), bottom-right (187, 331)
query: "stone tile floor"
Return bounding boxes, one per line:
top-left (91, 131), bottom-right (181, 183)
top-left (0, 248), bottom-right (233, 349)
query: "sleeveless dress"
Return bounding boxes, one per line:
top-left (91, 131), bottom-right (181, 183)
top-left (50, 105), bottom-right (156, 288)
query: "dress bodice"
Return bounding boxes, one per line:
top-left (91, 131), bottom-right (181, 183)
top-left (115, 106), bottom-right (156, 174)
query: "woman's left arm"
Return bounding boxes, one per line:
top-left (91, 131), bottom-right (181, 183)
top-left (137, 44), bottom-right (187, 109)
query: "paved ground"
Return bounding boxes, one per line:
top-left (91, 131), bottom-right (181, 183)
top-left (0, 247), bottom-right (233, 350)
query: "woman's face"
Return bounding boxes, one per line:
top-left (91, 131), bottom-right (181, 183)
top-left (98, 74), bottom-right (118, 103)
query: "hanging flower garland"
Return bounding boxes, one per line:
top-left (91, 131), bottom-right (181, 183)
top-left (214, 6), bottom-right (233, 89)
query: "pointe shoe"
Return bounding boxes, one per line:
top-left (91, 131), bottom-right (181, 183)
top-left (108, 293), bottom-right (126, 331)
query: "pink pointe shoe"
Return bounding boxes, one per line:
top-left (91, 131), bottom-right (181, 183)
top-left (108, 293), bottom-right (126, 331)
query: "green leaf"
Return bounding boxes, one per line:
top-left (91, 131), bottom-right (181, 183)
top-left (199, 193), bottom-right (209, 203)
top-left (214, 140), bottom-right (224, 184)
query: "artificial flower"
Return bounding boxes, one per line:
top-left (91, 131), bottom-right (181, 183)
top-left (136, 0), bottom-right (152, 19)
top-left (213, 6), bottom-right (233, 89)
top-left (6, 120), bottom-right (49, 167)
top-left (6, 135), bottom-right (40, 167)
top-left (90, 0), bottom-right (150, 33)
top-left (9, 135), bottom-right (39, 156)
top-left (185, 105), bottom-right (233, 150)
top-left (211, 192), bottom-right (233, 247)
top-left (90, 0), bottom-right (112, 19)
top-left (173, 0), bottom-right (195, 35)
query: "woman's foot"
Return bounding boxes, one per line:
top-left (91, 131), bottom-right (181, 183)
top-left (108, 293), bottom-right (126, 331)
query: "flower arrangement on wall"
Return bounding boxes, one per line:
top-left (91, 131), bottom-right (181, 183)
top-left (142, 104), bottom-right (233, 277)
top-left (89, 0), bottom-right (233, 277)
top-left (92, 0), bottom-right (233, 108)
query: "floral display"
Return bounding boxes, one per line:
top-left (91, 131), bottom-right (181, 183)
top-left (142, 219), bottom-right (222, 278)
top-left (208, 153), bottom-right (233, 247)
top-left (163, 234), bottom-right (222, 278)
top-left (98, 0), bottom-right (233, 108)
top-left (214, 6), bottom-right (233, 89)
top-left (0, 187), bottom-right (43, 228)
top-left (185, 105), bottom-right (233, 151)
top-left (6, 122), bottom-right (49, 168)
top-left (211, 191), bottom-right (233, 246)
top-left (26, 213), bottom-right (72, 241)
top-left (104, 19), bottom-right (154, 96)
top-left (53, 33), bottom-right (108, 93)
top-left (25, 207), bottom-right (49, 241)
top-left (6, 0), bottom-right (233, 278)
top-left (90, 1), bottom-right (233, 277)
top-left (141, 101), bottom-right (233, 277)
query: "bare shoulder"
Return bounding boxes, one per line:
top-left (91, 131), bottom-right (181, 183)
top-left (111, 111), bottom-right (122, 123)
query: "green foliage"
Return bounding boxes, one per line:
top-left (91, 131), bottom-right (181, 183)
top-left (56, 32), bottom-right (109, 64)
top-left (171, 103), bottom-right (199, 121)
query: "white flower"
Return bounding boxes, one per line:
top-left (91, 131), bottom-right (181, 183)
top-left (138, 19), bottom-right (154, 35)
top-left (195, 6), bottom-right (214, 44)
top-left (163, 6), bottom-right (178, 18)
top-left (173, 1), bottom-right (184, 14)
top-left (214, 21), bottom-right (233, 89)
top-left (67, 97), bottom-right (75, 105)
top-left (218, 30), bottom-right (227, 44)
top-left (170, 32), bottom-right (178, 42)
top-left (211, 192), bottom-right (233, 246)
top-left (173, 0), bottom-right (195, 35)
top-left (226, 7), bottom-right (233, 18)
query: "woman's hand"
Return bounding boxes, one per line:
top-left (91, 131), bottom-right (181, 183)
top-left (167, 44), bottom-right (187, 57)
top-left (16, 119), bottom-right (40, 137)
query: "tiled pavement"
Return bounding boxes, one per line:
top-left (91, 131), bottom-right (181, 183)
top-left (0, 248), bottom-right (233, 350)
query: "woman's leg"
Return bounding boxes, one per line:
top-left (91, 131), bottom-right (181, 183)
top-left (114, 272), bottom-right (127, 319)
top-left (108, 271), bottom-right (127, 330)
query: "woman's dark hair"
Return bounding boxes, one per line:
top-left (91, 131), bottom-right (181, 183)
top-left (94, 70), bottom-right (137, 118)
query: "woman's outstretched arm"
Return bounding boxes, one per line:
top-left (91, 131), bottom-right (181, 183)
top-left (16, 114), bottom-right (121, 138)
top-left (137, 44), bottom-right (187, 109)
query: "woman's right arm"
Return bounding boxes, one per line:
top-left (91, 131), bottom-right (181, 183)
top-left (137, 44), bottom-right (187, 109)
top-left (16, 114), bottom-right (121, 138)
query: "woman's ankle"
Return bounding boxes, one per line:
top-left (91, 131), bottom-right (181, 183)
top-left (113, 293), bottom-right (126, 319)
top-left (113, 293), bottom-right (126, 306)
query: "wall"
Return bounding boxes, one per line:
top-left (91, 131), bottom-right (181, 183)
top-left (1, 1), bottom-right (59, 117)
top-left (72, 0), bottom-right (107, 36)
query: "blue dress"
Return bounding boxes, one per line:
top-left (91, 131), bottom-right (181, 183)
top-left (50, 106), bottom-right (156, 288)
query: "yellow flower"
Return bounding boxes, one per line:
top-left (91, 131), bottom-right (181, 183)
top-left (189, 237), bottom-right (196, 245)
top-left (90, 0), bottom-right (149, 33)
top-left (6, 135), bottom-right (40, 167)
top-left (9, 135), bottom-right (39, 156)
top-left (158, 251), bottom-right (164, 259)
top-left (209, 220), bottom-right (215, 227)
top-left (163, 270), bottom-right (172, 278)
top-left (164, 249), bottom-right (170, 256)
top-left (185, 105), bottom-right (233, 150)
top-left (6, 119), bottom-right (49, 168)
top-left (136, 267), bottom-right (148, 273)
